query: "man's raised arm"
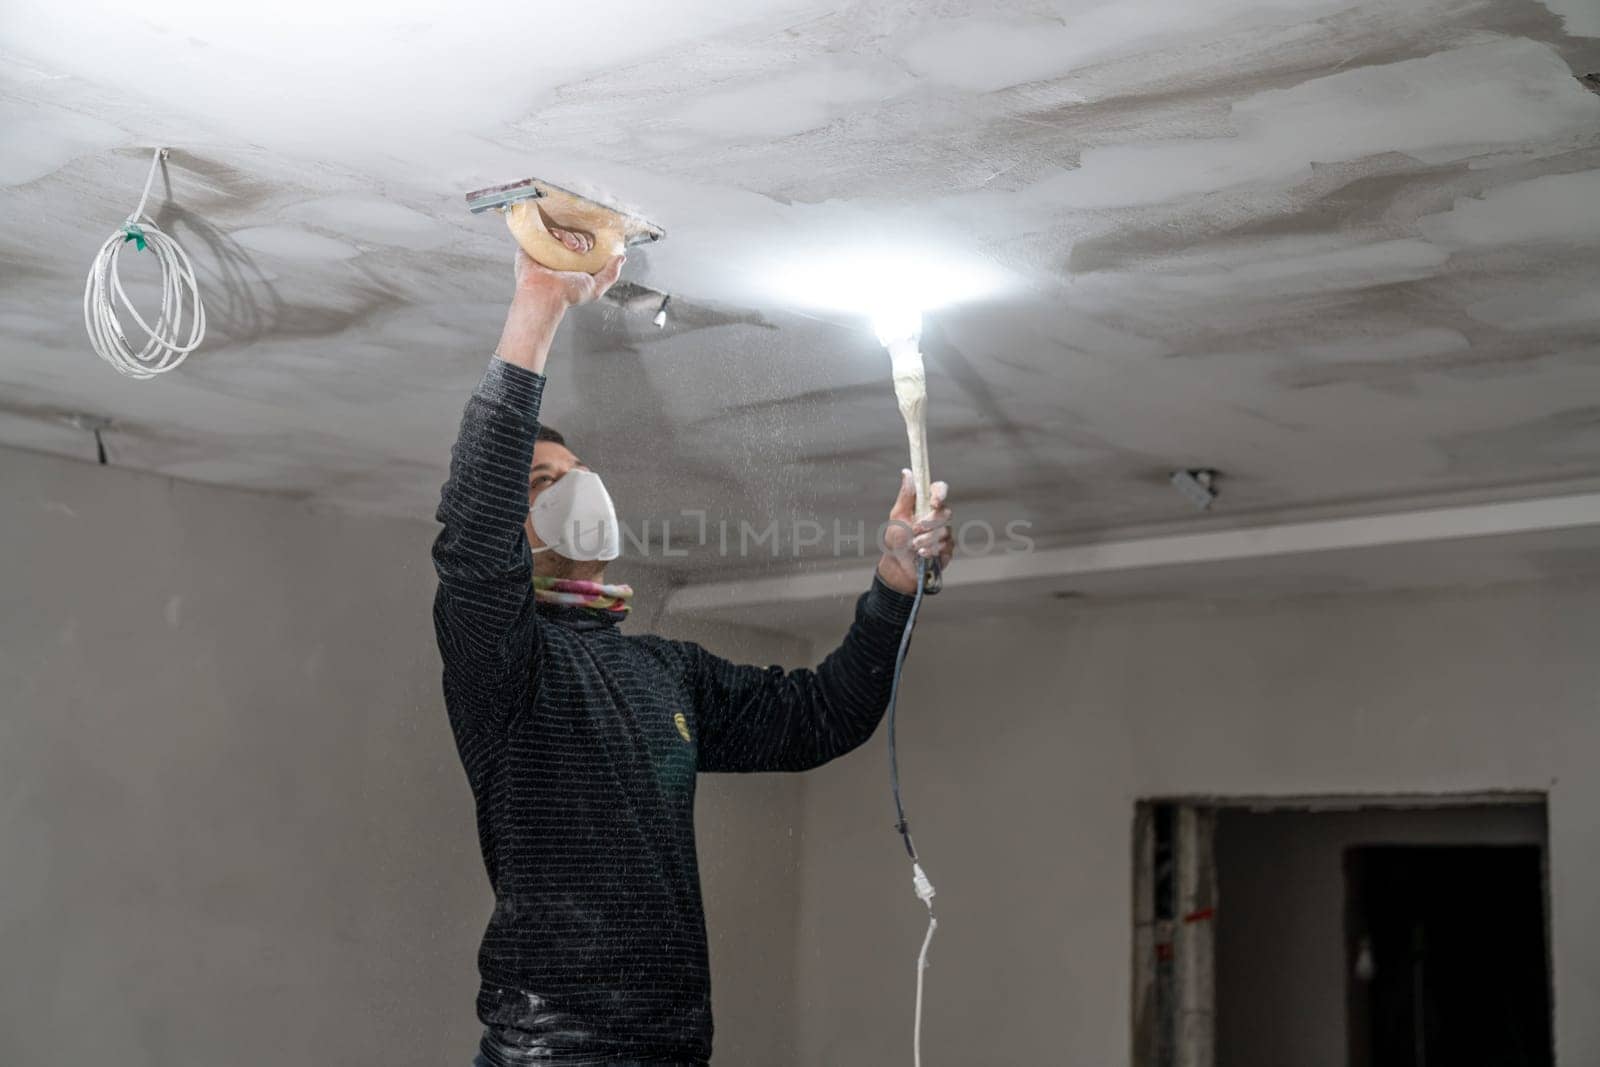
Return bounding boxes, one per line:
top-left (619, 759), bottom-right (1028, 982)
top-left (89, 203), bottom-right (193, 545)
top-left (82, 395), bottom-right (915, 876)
top-left (430, 251), bottom-right (623, 733)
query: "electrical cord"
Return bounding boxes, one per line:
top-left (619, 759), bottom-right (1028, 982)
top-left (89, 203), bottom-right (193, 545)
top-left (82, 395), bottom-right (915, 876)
top-left (914, 897), bottom-right (937, 1067)
top-left (887, 554), bottom-right (940, 1067)
top-left (888, 556), bottom-right (930, 860)
top-left (83, 147), bottom-right (206, 379)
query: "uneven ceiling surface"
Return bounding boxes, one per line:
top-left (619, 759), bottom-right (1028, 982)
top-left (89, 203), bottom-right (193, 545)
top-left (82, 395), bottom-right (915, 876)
top-left (3, 0), bottom-right (1599, 583)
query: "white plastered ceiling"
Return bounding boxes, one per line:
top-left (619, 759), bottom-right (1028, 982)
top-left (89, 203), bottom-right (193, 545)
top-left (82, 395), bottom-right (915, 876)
top-left (2, 0), bottom-right (1599, 589)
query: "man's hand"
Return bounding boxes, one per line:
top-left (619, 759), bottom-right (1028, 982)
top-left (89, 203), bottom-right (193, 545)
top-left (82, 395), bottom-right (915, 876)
top-left (877, 470), bottom-right (953, 595)
top-left (495, 249), bottom-right (625, 375)
top-left (513, 247), bottom-right (625, 309)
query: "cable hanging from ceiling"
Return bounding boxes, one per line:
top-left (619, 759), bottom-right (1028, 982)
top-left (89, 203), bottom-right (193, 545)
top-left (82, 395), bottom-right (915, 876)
top-left (83, 147), bottom-right (206, 379)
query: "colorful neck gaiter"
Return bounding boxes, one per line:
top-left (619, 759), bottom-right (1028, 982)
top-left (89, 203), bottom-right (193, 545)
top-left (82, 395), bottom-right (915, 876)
top-left (532, 576), bottom-right (633, 616)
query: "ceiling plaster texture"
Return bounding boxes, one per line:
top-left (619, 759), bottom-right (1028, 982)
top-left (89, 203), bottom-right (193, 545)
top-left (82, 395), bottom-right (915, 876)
top-left (1, 0), bottom-right (1598, 582)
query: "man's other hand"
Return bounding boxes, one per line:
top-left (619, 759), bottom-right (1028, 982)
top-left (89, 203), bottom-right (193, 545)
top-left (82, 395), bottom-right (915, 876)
top-left (877, 470), bottom-right (953, 595)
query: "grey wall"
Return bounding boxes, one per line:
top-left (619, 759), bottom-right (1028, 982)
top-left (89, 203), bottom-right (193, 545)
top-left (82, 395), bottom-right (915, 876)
top-left (0, 446), bottom-right (807, 1066)
top-left (792, 582), bottom-right (1600, 1066)
top-left (1214, 804), bottom-right (1548, 1067)
top-left (11, 438), bottom-right (1600, 1067)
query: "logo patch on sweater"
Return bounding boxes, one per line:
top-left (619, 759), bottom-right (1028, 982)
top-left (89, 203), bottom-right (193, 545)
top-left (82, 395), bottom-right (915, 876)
top-left (674, 712), bottom-right (692, 743)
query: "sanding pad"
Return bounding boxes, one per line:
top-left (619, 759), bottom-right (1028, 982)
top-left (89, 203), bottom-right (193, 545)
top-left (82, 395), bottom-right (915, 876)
top-left (465, 178), bottom-right (664, 275)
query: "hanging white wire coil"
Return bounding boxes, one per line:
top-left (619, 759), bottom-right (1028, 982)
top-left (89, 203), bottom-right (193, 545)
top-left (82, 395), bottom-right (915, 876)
top-left (83, 147), bottom-right (206, 379)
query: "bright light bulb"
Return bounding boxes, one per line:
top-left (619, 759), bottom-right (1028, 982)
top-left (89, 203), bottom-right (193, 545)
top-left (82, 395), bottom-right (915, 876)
top-left (769, 242), bottom-right (1009, 321)
top-left (873, 307), bottom-right (923, 348)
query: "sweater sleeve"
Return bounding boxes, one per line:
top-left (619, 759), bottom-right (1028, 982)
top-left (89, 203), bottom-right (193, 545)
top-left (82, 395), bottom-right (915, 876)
top-left (431, 358), bottom-right (547, 734)
top-left (690, 576), bottom-right (917, 773)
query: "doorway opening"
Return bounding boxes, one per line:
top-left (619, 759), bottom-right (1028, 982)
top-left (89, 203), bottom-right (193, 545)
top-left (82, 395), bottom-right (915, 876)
top-left (1132, 795), bottom-right (1553, 1067)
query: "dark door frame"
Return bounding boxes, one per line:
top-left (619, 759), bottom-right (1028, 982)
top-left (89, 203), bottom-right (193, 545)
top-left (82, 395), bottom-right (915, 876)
top-left (1131, 792), bottom-right (1550, 1067)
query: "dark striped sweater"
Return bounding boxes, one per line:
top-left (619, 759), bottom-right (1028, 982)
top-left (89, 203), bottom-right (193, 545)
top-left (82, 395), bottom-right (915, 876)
top-left (432, 358), bottom-right (915, 1065)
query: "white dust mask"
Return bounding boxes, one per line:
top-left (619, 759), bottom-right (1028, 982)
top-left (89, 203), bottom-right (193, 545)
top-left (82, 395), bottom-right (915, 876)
top-left (530, 469), bottom-right (621, 562)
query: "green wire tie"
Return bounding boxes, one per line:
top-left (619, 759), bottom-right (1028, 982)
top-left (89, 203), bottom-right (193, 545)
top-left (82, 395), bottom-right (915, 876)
top-left (121, 224), bottom-right (147, 252)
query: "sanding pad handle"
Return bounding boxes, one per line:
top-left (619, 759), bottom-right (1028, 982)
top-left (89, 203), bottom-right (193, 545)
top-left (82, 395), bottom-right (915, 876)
top-left (505, 199), bottom-right (625, 275)
top-left (465, 178), bottom-right (664, 275)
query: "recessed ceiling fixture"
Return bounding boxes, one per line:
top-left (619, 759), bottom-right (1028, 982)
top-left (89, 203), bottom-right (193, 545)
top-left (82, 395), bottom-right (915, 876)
top-left (600, 281), bottom-right (672, 327)
top-left (1171, 468), bottom-right (1220, 511)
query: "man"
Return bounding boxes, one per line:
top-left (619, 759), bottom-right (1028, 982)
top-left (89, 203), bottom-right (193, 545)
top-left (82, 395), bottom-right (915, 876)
top-left (433, 247), bottom-right (954, 1066)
